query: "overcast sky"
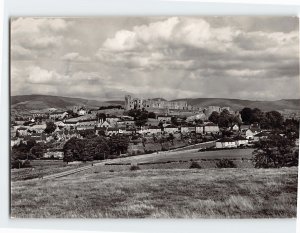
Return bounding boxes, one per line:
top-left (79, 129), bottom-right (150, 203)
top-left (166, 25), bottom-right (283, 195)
top-left (11, 16), bottom-right (299, 101)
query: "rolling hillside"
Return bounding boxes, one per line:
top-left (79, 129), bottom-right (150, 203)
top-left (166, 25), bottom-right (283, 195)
top-left (11, 95), bottom-right (119, 112)
top-left (11, 95), bottom-right (300, 112)
top-left (171, 98), bottom-right (300, 111)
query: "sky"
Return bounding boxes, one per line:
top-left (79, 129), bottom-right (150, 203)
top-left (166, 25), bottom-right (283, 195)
top-left (10, 16), bottom-right (299, 101)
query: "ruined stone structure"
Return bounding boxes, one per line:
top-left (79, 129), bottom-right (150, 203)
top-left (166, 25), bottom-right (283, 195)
top-left (125, 95), bottom-right (187, 111)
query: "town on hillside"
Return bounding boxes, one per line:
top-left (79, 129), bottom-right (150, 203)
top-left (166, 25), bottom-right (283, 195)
top-left (11, 95), bottom-right (300, 166)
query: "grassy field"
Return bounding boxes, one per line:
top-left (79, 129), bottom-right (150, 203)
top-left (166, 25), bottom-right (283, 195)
top-left (11, 160), bottom-right (93, 181)
top-left (11, 148), bottom-right (254, 181)
top-left (109, 148), bottom-right (254, 165)
top-left (11, 166), bottom-right (298, 218)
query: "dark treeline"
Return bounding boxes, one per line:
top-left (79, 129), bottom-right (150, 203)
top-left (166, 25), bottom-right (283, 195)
top-left (63, 135), bottom-right (129, 163)
top-left (99, 105), bottom-right (123, 110)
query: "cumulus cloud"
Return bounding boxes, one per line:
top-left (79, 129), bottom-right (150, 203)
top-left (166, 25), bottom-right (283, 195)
top-left (11, 18), bottom-right (71, 60)
top-left (10, 17), bottom-right (300, 101)
top-left (61, 52), bottom-right (90, 62)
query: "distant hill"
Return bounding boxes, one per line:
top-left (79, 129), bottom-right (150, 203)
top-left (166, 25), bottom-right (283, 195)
top-left (11, 95), bottom-right (300, 113)
top-left (11, 95), bottom-right (121, 112)
top-left (171, 98), bottom-right (300, 111)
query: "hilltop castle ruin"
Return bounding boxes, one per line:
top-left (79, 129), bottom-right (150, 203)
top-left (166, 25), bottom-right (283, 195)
top-left (125, 95), bottom-right (188, 111)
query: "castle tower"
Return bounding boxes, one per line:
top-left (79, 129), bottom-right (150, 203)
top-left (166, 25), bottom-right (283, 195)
top-left (125, 95), bottom-right (132, 110)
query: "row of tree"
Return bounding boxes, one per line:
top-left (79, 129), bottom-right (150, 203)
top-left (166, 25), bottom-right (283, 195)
top-left (127, 109), bottom-right (156, 127)
top-left (11, 140), bottom-right (47, 168)
top-left (240, 108), bottom-right (284, 129)
top-left (63, 135), bottom-right (129, 163)
top-left (208, 109), bottom-right (242, 128)
top-left (253, 134), bottom-right (298, 168)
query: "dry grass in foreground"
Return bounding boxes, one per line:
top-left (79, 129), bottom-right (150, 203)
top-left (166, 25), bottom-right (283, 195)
top-left (11, 167), bottom-right (298, 218)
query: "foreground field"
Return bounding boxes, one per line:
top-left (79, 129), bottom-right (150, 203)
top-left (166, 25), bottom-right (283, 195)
top-left (11, 167), bottom-right (297, 218)
top-left (11, 160), bottom-right (94, 181)
top-left (11, 148), bottom-right (254, 181)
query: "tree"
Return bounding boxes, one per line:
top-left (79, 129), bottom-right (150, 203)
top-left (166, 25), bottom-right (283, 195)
top-left (44, 121), bottom-right (57, 134)
top-left (128, 109), bottom-right (149, 127)
top-left (96, 113), bottom-right (106, 121)
top-left (171, 117), bottom-right (179, 126)
top-left (30, 143), bottom-right (47, 159)
top-left (148, 112), bottom-right (156, 119)
top-left (108, 135), bottom-right (129, 156)
top-left (63, 149), bottom-right (74, 164)
top-left (209, 111), bottom-right (220, 124)
top-left (79, 129), bottom-right (96, 138)
top-left (253, 134), bottom-right (298, 168)
top-left (63, 137), bottom-right (85, 161)
top-left (83, 136), bottom-right (110, 160)
top-left (240, 108), bottom-right (253, 124)
top-left (265, 111), bottom-right (283, 129)
top-left (168, 133), bottom-right (175, 144)
top-left (251, 108), bottom-right (264, 123)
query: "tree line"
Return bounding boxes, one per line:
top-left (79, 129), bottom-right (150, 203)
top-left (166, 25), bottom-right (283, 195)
top-left (63, 135), bottom-right (129, 163)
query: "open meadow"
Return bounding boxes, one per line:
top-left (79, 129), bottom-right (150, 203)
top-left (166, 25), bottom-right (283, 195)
top-left (11, 148), bottom-right (255, 181)
top-left (11, 166), bottom-right (298, 218)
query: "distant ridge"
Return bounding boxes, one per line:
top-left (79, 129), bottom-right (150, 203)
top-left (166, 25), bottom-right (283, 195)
top-left (11, 94), bottom-right (122, 112)
top-left (11, 95), bottom-right (300, 112)
top-left (171, 98), bottom-right (300, 111)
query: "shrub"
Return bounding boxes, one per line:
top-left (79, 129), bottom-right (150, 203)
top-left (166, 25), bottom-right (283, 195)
top-left (130, 165), bottom-right (140, 171)
top-left (189, 161), bottom-right (201, 169)
top-left (216, 159), bottom-right (236, 168)
top-left (253, 135), bottom-right (298, 168)
top-left (11, 159), bottom-right (32, 169)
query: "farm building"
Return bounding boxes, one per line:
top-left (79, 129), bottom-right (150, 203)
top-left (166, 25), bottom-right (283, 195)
top-left (233, 135), bottom-right (248, 146)
top-left (253, 131), bottom-right (269, 141)
top-left (204, 123), bottom-right (220, 134)
top-left (164, 125), bottom-right (179, 134)
top-left (216, 138), bottom-right (237, 149)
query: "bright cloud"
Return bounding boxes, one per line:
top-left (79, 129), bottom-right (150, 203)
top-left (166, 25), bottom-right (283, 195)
top-left (10, 17), bottom-right (300, 101)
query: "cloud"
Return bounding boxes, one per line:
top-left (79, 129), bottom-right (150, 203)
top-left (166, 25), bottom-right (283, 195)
top-left (27, 66), bottom-right (68, 84)
top-left (10, 17), bottom-right (299, 101)
top-left (11, 18), bottom-right (71, 60)
top-left (61, 52), bottom-right (90, 62)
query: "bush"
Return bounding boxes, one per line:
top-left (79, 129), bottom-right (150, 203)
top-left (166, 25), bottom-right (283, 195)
top-left (253, 135), bottom-right (298, 168)
top-left (130, 165), bottom-right (140, 171)
top-left (216, 159), bottom-right (236, 168)
top-left (11, 159), bottom-right (32, 169)
top-left (189, 161), bottom-right (201, 169)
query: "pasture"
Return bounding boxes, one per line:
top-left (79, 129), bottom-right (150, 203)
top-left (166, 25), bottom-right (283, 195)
top-left (11, 160), bottom-right (92, 181)
top-left (11, 148), bottom-right (255, 181)
top-left (11, 167), bottom-right (298, 218)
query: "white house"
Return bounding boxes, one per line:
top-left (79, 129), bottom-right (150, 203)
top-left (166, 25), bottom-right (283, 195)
top-left (180, 126), bottom-right (190, 134)
top-left (234, 135), bottom-right (248, 146)
top-left (216, 138), bottom-right (237, 149)
top-left (195, 125), bottom-right (204, 134)
top-left (245, 129), bottom-right (259, 139)
top-left (106, 128), bottom-right (119, 136)
top-left (164, 125), bottom-right (178, 134)
top-left (99, 120), bottom-right (111, 128)
top-left (253, 132), bottom-right (269, 141)
top-left (49, 111), bottom-right (68, 120)
top-left (16, 127), bottom-right (29, 136)
top-left (78, 109), bottom-right (87, 116)
top-left (157, 115), bottom-right (172, 122)
top-left (204, 123), bottom-right (220, 134)
top-left (231, 124), bottom-right (239, 132)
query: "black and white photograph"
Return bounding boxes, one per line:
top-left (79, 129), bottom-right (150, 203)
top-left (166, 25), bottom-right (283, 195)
top-left (10, 16), bottom-right (299, 218)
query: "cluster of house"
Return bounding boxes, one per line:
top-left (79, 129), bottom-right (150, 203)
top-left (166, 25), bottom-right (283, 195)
top-left (215, 123), bottom-right (270, 149)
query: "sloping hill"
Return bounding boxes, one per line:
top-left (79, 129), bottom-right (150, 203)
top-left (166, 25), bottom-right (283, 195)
top-left (11, 95), bottom-right (300, 112)
top-left (171, 98), bottom-right (300, 111)
top-left (11, 95), bottom-right (118, 111)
